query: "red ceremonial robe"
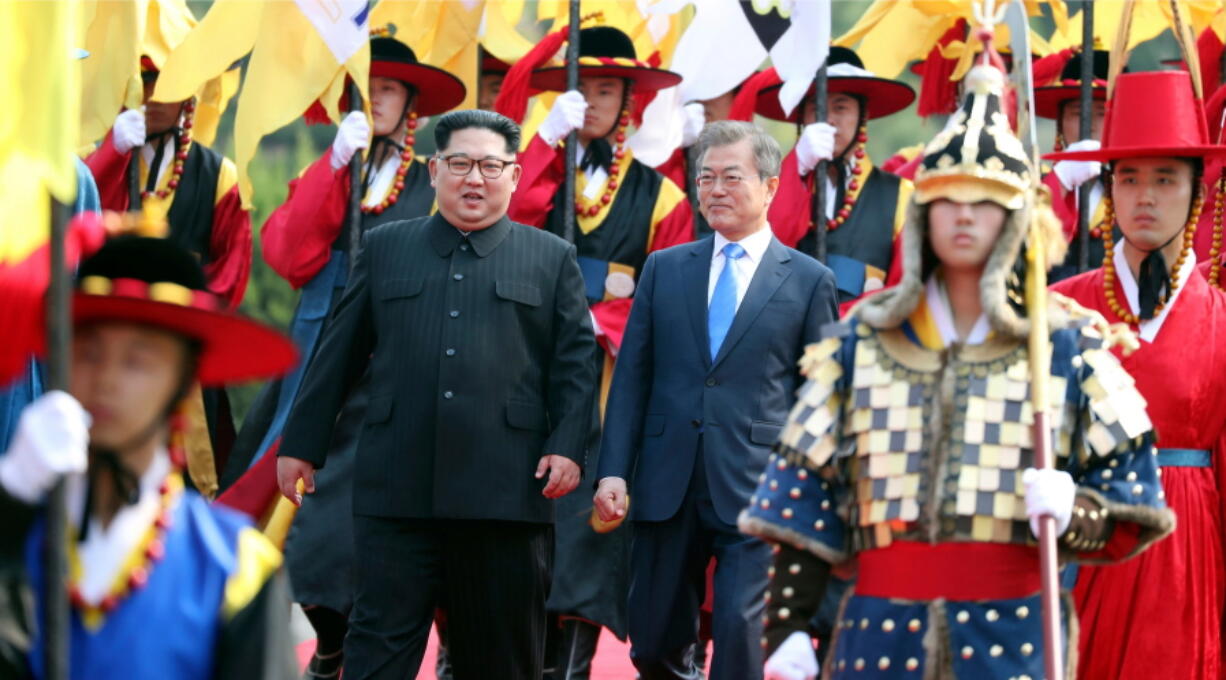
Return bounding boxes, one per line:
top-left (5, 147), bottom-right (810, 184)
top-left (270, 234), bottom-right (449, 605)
top-left (1052, 265), bottom-right (1226, 680)
top-left (86, 130), bottom-right (251, 310)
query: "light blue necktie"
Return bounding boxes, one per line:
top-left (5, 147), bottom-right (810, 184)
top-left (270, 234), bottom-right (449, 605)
top-left (709, 242), bottom-right (746, 360)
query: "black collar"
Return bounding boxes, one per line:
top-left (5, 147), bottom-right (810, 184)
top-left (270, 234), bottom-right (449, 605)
top-left (428, 213), bottom-right (512, 258)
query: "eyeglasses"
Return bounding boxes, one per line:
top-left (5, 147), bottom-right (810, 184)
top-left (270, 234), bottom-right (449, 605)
top-left (695, 173), bottom-right (750, 189)
top-left (437, 154), bottom-right (517, 179)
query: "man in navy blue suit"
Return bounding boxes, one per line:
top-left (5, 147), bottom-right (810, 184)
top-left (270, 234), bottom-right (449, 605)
top-left (594, 121), bottom-right (838, 680)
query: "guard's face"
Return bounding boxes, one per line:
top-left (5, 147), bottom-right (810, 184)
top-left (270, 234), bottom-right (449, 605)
top-left (478, 73), bottom-right (504, 111)
top-left (802, 93), bottom-right (862, 157)
top-left (698, 90), bottom-right (736, 123)
top-left (1059, 100), bottom-right (1106, 145)
top-left (142, 77), bottom-right (186, 137)
top-left (429, 127), bottom-right (521, 231)
top-left (370, 76), bottom-right (412, 137)
top-left (1111, 157), bottom-right (1196, 251)
top-left (697, 138), bottom-right (779, 235)
top-left (71, 323), bottom-right (189, 453)
top-left (927, 199), bottom-right (1007, 272)
top-left (577, 77), bottom-right (627, 144)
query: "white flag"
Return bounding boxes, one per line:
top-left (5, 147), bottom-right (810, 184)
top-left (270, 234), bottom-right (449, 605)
top-left (631, 0), bottom-right (767, 166)
top-left (770, 0), bottom-right (830, 118)
top-left (294, 0), bottom-right (370, 65)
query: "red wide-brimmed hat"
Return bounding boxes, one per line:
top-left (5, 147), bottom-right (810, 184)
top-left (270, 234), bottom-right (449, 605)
top-left (72, 236), bottom-right (296, 386)
top-left (753, 47), bottom-right (915, 122)
top-left (1045, 71), bottom-right (1226, 162)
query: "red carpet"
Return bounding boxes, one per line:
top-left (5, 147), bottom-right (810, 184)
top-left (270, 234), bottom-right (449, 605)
top-left (297, 625), bottom-right (713, 678)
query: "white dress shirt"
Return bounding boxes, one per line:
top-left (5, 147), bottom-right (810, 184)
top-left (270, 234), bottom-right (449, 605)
top-left (574, 143), bottom-right (608, 200)
top-left (1113, 245), bottom-right (1193, 343)
top-left (139, 140), bottom-right (175, 192)
top-left (708, 226), bottom-right (775, 309)
top-left (822, 158), bottom-right (858, 220)
top-left (67, 451), bottom-right (171, 605)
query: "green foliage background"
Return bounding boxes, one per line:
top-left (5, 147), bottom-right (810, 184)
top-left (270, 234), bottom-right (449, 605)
top-left (200, 1), bottom-right (1181, 423)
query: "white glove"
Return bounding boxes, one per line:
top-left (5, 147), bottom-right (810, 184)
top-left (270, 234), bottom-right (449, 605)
top-left (113, 108), bottom-right (147, 154)
top-left (330, 111), bottom-right (371, 170)
top-left (765, 632), bottom-right (818, 680)
top-left (681, 102), bottom-right (706, 148)
top-left (1053, 139), bottom-right (1102, 191)
top-left (539, 90), bottom-right (588, 147)
top-left (0, 391), bottom-right (90, 505)
top-left (1023, 467), bottom-right (1076, 538)
top-left (796, 123), bottom-right (837, 177)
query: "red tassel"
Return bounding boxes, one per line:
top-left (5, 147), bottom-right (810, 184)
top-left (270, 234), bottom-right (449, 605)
top-left (727, 67), bottom-right (780, 122)
top-left (916, 20), bottom-right (966, 118)
top-left (495, 26), bottom-right (569, 123)
top-left (1032, 48), bottom-right (1076, 88)
top-left (303, 100), bottom-right (333, 126)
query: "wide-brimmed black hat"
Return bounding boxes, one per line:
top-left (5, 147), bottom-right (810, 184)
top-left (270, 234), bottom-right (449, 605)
top-left (73, 236), bottom-right (296, 386)
top-left (530, 26), bottom-right (681, 93)
top-left (754, 47), bottom-right (915, 122)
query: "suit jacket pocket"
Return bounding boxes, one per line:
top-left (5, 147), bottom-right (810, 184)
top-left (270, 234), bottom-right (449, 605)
top-left (642, 414), bottom-right (665, 437)
top-left (495, 280), bottom-right (542, 307)
top-left (749, 420), bottom-right (783, 446)
top-left (379, 277), bottom-right (424, 301)
top-left (506, 400), bottom-right (549, 431)
top-left (366, 396), bottom-right (394, 425)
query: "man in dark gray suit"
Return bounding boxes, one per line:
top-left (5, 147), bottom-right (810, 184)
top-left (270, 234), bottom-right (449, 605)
top-left (276, 110), bottom-right (597, 680)
top-left (594, 121), bottom-right (838, 680)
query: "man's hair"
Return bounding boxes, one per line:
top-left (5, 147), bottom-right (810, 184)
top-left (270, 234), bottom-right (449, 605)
top-left (695, 120), bottom-right (782, 179)
top-left (434, 110), bottom-right (521, 155)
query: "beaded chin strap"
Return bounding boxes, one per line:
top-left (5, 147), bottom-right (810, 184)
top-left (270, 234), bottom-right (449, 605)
top-left (1209, 173), bottom-right (1225, 289)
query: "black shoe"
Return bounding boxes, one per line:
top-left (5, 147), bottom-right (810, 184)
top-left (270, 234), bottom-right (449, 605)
top-left (303, 648), bottom-right (343, 679)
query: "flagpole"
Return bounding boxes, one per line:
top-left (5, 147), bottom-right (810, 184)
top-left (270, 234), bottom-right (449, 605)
top-left (127, 150), bottom-right (142, 213)
top-left (810, 63), bottom-right (829, 264)
top-left (346, 82), bottom-right (363, 271)
top-left (562, 0), bottom-right (581, 245)
top-left (43, 196), bottom-right (72, 680)
top-left (1076, 0), bottom-right (1094, 273)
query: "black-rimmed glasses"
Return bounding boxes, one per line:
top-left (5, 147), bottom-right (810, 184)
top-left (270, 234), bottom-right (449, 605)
top-left (438, 154), bottom-right (517, 179)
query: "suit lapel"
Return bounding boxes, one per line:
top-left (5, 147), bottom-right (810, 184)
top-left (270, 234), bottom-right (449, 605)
top-left (711, 238), bottom-right (792, 370)
top-left (685, 238), bottom-right (715, 371)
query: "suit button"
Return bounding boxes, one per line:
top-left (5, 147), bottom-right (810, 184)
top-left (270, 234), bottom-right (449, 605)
top-left (453, 273), bottom-right (464, 281)
top-left (443, 391), bottom-right (454, 399)
top-left (459, 243), bottom-right (470, 251)
top-left (705, 378), bottom-right (717, 387)
top-left (449, 310), bottom-right (460, 318)
top-left (691, 419), bottom-right (702, 428)
top-left (445, 348), bottom-right (456, 357)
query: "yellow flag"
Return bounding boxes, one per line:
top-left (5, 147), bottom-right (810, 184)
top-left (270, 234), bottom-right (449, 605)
top-left (374, 0), bottom-right (485, 111)
top-left (81, 0), bottom-right (238, 149)
top-left (834, 0), bottom-right (1063, 79)
top-left (78, 0), bottom-right (144, 149)
top-left (233, 2), bottom-right (370, 209)
top-left (1, 0), bottom-right (80, 264)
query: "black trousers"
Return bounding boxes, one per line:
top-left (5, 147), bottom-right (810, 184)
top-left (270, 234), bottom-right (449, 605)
top-left (343, 516), bottom-right (553, 680)
top-left (627, 447), bottom-right (773, 680)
